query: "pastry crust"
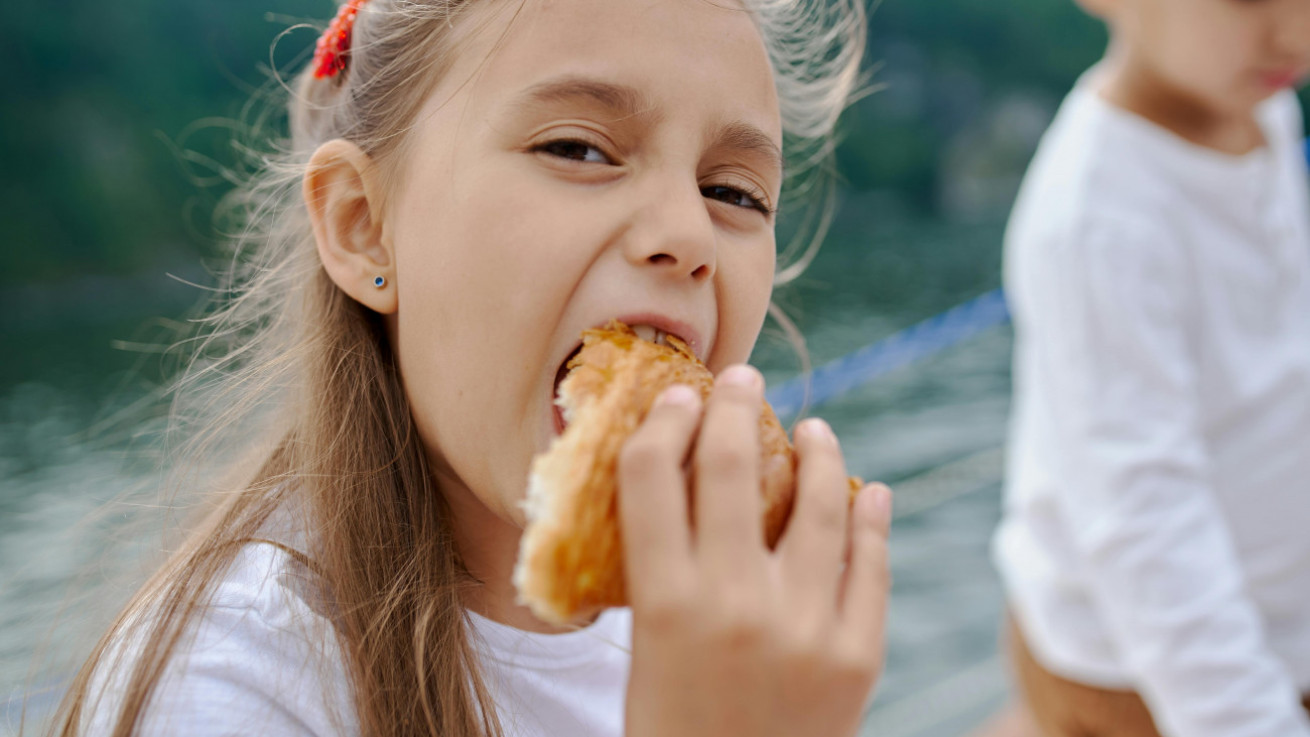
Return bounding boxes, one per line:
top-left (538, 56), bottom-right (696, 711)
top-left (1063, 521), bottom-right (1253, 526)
top-left (514, 322), bottom-right (856, 625)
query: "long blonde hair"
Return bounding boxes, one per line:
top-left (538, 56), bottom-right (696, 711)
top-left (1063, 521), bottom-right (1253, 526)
top-left (48, 1), bottom-right (866, 735)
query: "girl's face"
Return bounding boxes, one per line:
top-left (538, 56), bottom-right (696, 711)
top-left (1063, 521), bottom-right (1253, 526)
top-left (386, 0), bottom-right (781, 526)
top-left (1120, 0), bottom-right (1310, 114)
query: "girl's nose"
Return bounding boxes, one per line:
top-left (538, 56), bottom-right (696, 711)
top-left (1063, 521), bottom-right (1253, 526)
top-left (622, 180), bottom-right (717, 283)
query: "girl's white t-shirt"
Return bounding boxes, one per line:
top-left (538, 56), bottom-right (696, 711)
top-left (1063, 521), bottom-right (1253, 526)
top-left (471, 603), bottom-right (631, 737)
top-left (85, 541), bottom-right (632, 736)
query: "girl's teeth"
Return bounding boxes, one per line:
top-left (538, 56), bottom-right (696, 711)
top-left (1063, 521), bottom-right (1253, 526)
top-left (631, 324), bottom-right (671, 346)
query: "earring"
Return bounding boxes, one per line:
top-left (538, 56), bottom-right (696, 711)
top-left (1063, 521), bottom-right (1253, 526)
top-left (373, 275), bottom-right (387, 288)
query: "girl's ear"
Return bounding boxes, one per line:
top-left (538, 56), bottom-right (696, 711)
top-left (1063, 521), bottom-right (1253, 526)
top-left (304, 139), bottom-right (398, 315)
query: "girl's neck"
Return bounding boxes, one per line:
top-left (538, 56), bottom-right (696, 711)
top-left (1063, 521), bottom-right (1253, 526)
top-left (438, 470), bottom-right (580, 635)
top-left (1095, 42), bottom-right (1266, 156)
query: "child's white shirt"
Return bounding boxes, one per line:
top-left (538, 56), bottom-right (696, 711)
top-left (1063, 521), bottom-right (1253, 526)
top-left (471, 601), bottom-right (630, 737)
top-left (995, 73), bottom-right (1310, 737)
top-left (84, 540), bottom-right (631, 736)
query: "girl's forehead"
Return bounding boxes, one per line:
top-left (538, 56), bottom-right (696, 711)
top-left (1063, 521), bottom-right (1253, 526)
top-left (430, 0), bottom-right (781, 139)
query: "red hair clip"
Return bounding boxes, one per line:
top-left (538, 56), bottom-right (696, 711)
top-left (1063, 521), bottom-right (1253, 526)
top-left (313, 0), bottom-right (372, 80)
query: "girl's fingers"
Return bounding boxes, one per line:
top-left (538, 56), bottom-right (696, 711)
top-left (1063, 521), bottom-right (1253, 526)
top-left (838, 483), bottom-right (893, 657)
top-left (617, 385), bottom-right (701, 603)
top-left (693, 365), bottom-right (766, 571)
top-left (776, 418), bottom-right (851, 603)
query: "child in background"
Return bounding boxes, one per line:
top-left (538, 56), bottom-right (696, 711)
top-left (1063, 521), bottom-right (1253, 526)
top-left (44, 1), bottom-right (891, 736)
top-left (994, 0), bottom-right (1310, 735)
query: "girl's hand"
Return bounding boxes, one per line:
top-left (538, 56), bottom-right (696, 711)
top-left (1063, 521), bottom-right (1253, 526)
top-left (618, 364), bottom-right (892, 737)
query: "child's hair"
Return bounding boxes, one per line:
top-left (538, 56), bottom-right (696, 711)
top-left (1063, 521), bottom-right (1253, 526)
top-left (48, 1), bottom-right (866, 736)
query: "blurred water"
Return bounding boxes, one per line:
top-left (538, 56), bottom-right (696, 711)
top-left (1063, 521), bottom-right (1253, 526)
top-left (1, 207), bottom-right (1015, 736)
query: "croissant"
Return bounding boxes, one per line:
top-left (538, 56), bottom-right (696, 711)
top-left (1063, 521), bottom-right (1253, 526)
top-left (513, 322), bottom-right (855, 625)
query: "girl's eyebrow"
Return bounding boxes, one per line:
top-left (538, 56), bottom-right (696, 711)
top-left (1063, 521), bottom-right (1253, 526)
top-left (514, 76), bottom-right (661, 123)
top-left (716, 121), bottom-right (783, 177)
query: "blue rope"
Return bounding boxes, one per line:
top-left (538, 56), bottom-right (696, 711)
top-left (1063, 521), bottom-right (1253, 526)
top-left (766, 289), bottom-right (1012, 418)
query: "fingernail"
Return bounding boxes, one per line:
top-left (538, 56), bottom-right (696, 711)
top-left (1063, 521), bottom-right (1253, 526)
top-left (797, 417), bottom-right (835, 444)
top-left (717, 364), bottom-right (762, 390)
top-left (861, 483), bottom-right (892, 523)
top-left (655, 384), bottom-right (700, 408)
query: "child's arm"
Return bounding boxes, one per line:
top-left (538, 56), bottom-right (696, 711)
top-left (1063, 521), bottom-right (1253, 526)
top-left (616, 368), bottom-right (891, 737)
top-left (1016, 214), bottom-right (1310, 737)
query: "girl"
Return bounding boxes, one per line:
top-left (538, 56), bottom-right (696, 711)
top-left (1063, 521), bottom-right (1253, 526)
top-left (48, 0), bottom-right (890, 735)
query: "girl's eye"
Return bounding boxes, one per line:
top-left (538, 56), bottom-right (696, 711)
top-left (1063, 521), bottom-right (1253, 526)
top-left (702, 184), bottom-right (772, 216)
top-left (535, 139), bottom-right (612, 164)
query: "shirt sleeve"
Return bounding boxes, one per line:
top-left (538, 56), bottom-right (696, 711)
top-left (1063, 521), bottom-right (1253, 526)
top-left (84, 545), bottom-right (356, 737)
top-left (1021, 214), bottom-right (1310, 737)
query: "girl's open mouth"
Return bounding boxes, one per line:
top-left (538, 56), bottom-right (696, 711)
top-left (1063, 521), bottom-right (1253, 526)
top-left (551, 345), bottom-right (583, 435)
top-left (549, 324), bottom-right (683, 436)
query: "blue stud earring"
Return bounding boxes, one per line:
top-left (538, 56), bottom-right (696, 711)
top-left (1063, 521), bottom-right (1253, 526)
top-left (373, 276), bottom-right (387, 288)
